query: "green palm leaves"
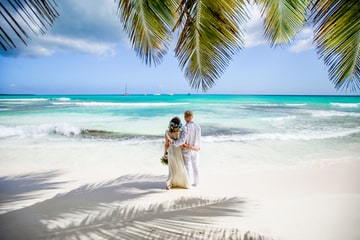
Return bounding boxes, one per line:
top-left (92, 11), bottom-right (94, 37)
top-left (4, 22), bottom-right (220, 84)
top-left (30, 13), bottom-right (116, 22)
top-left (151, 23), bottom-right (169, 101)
top-left (256, 0), bottom-right (360, 90)
top-left (116, 0), bottom-right (360, 91)
top-left (174, 0), bottom-right (248, 90)
top-left (2, 0), bottom-right (360, 91)
top-left (312, 0), bottom-right (360, 90)
top-left (256, 0), bottom-right (311, 46)
top-left (116, 0), bottom-right (249, 91)
top-left (116, 0), bottom-right (177, 66)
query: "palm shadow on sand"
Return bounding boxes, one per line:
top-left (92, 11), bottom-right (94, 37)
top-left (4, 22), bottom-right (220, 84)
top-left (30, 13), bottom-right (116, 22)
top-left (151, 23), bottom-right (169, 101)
top-left (0, 173), bottom-right (272, 240)
top-left (0, 170), bottom-right (68, 213)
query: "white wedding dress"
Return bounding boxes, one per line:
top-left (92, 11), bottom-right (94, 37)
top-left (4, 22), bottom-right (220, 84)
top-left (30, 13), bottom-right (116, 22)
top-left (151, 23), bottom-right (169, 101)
top-left (166, 130), bottom-right (190, 189)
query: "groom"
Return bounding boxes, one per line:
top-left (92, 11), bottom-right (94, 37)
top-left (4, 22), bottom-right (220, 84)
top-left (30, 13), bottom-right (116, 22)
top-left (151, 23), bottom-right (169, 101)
top-left (173, 110), bottom-right (201, 186)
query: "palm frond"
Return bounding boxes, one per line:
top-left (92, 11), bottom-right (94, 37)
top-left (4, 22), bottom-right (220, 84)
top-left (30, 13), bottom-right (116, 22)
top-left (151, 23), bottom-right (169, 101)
top-left (174, 0), bottom-right (249, 91)
top-left (116, 0), bottom-right (178, 66)
top-left (312, 0), bottom-right (360, 91)
top-left (0, 0), bottom-right (59, 51)
top-left (255, 0), bottom-right (311, 46)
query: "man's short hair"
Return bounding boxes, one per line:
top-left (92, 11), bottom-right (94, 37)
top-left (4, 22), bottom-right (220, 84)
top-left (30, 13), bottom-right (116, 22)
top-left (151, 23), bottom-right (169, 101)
top-left (184, 110), bottom-right (193, 118)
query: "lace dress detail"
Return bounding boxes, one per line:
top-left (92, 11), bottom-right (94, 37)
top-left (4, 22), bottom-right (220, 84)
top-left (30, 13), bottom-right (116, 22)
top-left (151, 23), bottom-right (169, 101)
top-left (165, 130), bottom-right (190, 188)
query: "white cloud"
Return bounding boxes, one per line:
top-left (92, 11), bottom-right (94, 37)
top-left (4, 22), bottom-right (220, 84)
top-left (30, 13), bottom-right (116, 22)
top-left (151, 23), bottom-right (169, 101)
top-left (289, 27), bottom-right (314, 53)
top-left (1, 0), bottom-right (314, 57)
top-left (289, 38), bottom-right (313, 53)
top-left (41, 35), bottom-right (116, 56)
top-left (244, 5), bottom-right (267, 48)
top-left (22, 45), bottom-right (54, 57)
top-left (243, 4), bottom-right (314, 53)
top-left (4, 35), bottom-right (117, 58)
top-left (1, 0), bottom-right (125, 58)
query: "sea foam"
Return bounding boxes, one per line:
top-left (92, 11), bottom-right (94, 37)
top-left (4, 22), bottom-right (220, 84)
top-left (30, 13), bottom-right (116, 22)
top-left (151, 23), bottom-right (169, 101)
top-left (330, 102), bottom-right (359, 108)
top-left (303, 109), bottom-right (360, 117)
top-left (51, 97), bottom-right (71, 101)
top-left (0, 124), bottom-right (81, 138)
top-left (0, 98), bottom-right (48, 102)
top-left (51, 101), bottom-right (189, 107)
top-left (202, 128), bottom-right (360, 142)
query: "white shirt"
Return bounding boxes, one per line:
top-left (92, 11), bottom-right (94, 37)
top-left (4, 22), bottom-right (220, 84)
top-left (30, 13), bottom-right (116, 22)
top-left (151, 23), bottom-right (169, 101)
top-left (174, 122), bottom-right (201, 150)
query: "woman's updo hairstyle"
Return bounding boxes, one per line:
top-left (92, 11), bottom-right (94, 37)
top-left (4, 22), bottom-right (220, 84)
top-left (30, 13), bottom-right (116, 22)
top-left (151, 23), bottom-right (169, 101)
top-left (169, 117), bottom-right (182, 133)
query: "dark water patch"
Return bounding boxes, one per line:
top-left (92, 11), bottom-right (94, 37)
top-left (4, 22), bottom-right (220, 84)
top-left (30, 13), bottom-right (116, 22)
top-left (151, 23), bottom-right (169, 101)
top-left (201, 125), bottom-right (253, 136)
top-left (79, 129), bottom-right (161, 141)
top-left (78, 126), bottom-right (254, 141)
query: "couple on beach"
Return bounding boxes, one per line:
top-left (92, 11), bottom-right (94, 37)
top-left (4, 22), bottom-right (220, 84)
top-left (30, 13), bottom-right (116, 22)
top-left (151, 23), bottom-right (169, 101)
top-left (163, 110), bottom-right (201, 190)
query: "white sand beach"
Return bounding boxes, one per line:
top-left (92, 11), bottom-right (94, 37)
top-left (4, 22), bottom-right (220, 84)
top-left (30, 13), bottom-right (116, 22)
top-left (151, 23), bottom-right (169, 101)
top-left (1, 140), bottom-right (359, 240)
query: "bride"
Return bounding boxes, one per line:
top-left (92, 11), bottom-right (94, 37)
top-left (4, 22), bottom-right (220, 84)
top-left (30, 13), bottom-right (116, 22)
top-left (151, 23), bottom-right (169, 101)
top-left (163, 117), bottom-right (194, 190)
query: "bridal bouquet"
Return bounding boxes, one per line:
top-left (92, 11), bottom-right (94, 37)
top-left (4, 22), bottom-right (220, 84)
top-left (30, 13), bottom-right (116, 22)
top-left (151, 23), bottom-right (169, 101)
top-left (160, 155), bottom-right (168, 165)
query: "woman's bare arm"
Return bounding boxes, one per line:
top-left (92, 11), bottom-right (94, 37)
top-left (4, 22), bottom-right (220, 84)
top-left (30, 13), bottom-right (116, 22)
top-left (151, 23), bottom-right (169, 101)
top-left (182, 144), bottom-right (200, 151)
top-left (164, 134), bottom-right (170, 157)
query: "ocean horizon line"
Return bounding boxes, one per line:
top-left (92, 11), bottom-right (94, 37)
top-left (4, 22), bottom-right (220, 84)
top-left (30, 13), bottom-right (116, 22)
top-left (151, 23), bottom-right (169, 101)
top-left (1, 93), bottom-right (359, 97)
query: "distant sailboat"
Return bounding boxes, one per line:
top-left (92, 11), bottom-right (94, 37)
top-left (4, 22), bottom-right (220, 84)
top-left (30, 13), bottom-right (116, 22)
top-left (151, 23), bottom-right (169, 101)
top-left (122, 84), bottom-right (129, 96)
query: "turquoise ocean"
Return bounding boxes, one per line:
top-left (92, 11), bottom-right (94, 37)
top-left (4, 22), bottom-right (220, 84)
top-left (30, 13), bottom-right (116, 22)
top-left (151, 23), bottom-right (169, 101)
top-left (0, 94), bottom-right (359, 172)
top-left (1, 94), bottom-right (360, 213)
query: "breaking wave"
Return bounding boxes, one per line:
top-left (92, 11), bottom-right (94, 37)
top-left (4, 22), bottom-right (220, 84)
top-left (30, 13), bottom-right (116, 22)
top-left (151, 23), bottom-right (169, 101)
top-left (330, 102), bottom-right (359, 108)
top-left (51, 101), bottom-right (189, 107)
top-left (1, 123), bottom-right (359, 143)
top-left (0, 124), bottom-right (81, 138)
top-left (202, 128), bottom-right (360, 142)
top-left (0, 98), bottom-right (48, 102)
top-left (303, 109), bottom-right (360, 117)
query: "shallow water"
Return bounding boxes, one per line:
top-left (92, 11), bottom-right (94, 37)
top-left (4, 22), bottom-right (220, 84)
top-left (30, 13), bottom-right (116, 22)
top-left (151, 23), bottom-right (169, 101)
top-left (1, 94), bottom-right (359, 166)
top-left (0, 94), bottom-right (359, 214)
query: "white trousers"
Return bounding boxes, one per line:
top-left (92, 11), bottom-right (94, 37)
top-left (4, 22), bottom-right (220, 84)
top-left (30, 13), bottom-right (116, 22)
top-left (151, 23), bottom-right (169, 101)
top-left (183, 150), bottom-right (199, 185)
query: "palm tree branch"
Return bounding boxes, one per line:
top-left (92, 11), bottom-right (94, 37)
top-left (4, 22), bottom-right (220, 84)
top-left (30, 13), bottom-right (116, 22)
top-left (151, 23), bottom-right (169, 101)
top-left (255, 0), bottom-right (311, 46)
top-left (312, 0), bottom-right (360, 91)
top-left (0, 26), bottom-right (16, 49)
top-left (0, 0), bottom-right (58, 51)
top-left (174, 0), bottom-right (249, 91)
top-left (14, 0), bottom-right (46, 34)
top-left (116, 0), bottom-right (177, 66)
top-left (7, 0), bottom-right (39, 36)
top-left (0, 3), bottom-right (30, 47)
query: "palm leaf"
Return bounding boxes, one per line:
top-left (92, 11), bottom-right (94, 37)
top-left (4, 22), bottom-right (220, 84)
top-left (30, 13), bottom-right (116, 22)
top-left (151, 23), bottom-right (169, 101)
top-left (116, 0), bottom-right (177, 66)
top-left (312, 0), bottom-right (360, 91)
top-left (255, 0), bottom-right (311, 46)
top-left (174, 0), bottom-right (248, 91)
top-left (0, 0), bottom-right (58, 51)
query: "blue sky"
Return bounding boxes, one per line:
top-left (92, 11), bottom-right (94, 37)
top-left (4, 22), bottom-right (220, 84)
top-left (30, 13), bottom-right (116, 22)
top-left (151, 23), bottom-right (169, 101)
top-left (0, 0), bottom-right (358, 95)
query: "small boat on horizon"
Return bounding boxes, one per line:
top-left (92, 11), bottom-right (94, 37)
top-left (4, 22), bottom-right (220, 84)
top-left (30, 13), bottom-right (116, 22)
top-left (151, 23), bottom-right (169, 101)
top-left (122, 84), bottom-right (130, 96)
